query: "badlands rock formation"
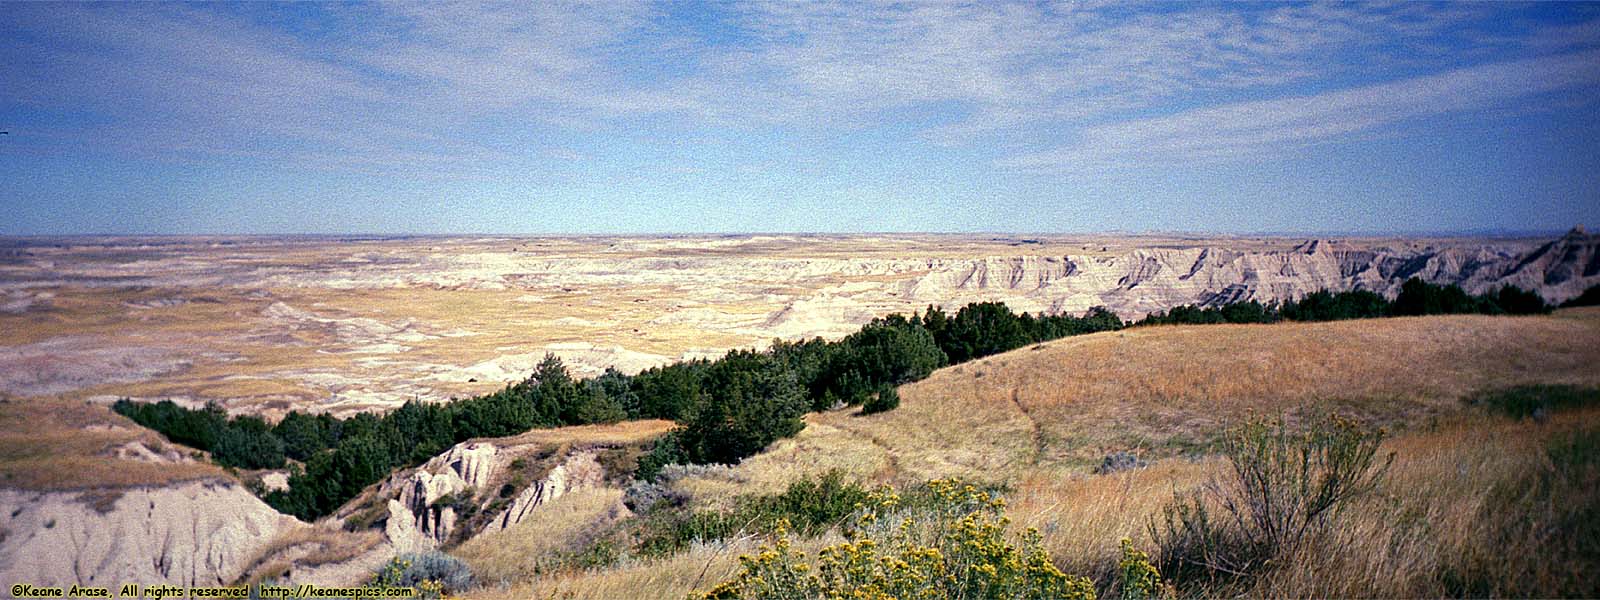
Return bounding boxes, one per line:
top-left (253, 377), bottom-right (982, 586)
top-left (899, 228), bottom-right (1599, 317)
top-left (490, 453), bottom-right (606, 532)
top-left (339, 423), bottom-right (665, 556)
top-left (0, 480), bottom-right (298, 588)
top-left (379, 442), bottom-right (499, 553)
top-left (378, 444), bottom-right (607, 553)
top-left (9, 423), bottom-right (665, 591)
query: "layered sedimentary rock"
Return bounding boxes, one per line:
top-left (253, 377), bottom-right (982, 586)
top-left (900, 228), bottom-right (1598, 317)
top-left (491, 452), bottom-right (605, 531)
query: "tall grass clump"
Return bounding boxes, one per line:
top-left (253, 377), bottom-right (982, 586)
top-left (1445, 424), bottom-right (1600, 597)
top-left (1148, 416), bottom-right (1391, 591)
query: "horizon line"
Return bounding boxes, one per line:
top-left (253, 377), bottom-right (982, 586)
top-left (0, 228), bottom-right (1580, 240)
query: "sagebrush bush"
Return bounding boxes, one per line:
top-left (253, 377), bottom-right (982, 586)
top-left (697, 478), bottom-right (1113, 600)
top-left (370, 551), bottom-right (475, 598)
top-left (622, 478), bottom-right (680, 514)
top-left (1148, 416), bottom-right (1391, 590)
top-left (1117, 538), bottom-right (1171, 600)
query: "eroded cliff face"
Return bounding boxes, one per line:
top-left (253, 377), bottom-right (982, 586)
top-left (0, 480), bottom-right (298, 589)
top-left (378, 442), bottom-right (499, 553)
top-left (332, 424), bottom-right (663, 557)
top-left (490, 452), bottom-right (606, 532)
top-left (895, 229), bottom-right (1598, 317)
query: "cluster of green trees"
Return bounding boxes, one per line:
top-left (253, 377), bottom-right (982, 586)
top-left (112, 400), bottom-right (285, 470)
top-left (920, 303), bottom-right (1124, 363)
top-left (639, 305), bottom-right (1126, 473)
top-left (1135, 278), bottom-right (1550, 326)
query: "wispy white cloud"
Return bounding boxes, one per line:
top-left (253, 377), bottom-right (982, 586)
top-left (1000, 49), bottom-right (1600, 171)
top-left (705, 1), bottom-right (1503, 137)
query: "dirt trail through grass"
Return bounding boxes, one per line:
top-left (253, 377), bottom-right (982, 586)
top-left (1010, 387), bottom-right (1045, 467)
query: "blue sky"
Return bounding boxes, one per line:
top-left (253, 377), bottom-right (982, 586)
top-left (2, 1), bottom-right (1598, 235)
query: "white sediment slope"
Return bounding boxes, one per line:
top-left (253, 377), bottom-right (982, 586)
top-left (0, 480), bottom-right (298, 589)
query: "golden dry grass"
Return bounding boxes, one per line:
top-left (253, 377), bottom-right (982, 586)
top-left (953, 312), bottom-right (1599, 464)
top-left (1247, 407), bottom-right (1599, 597)
top-left (464, 542), bottom-right (746, 600)
top-left (1007, 458), bottom-right (1219, 582)
top-left (0, 397), bottom-right (229, 490)
top-left (689, 310), bottom-right (1600, 496)
top-left (453, 488), bottom-right (629, 585)
top-left (990, 408), bottom-right (1600, 597)
top-left (461, 410), bottom-right (1599, 599)
top-left (646, 310), bottom-right (1600, 596)
top-left (461, 533), bottom-right (864, 600)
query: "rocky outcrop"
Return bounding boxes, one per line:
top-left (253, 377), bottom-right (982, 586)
top-left (0, 480), bottom-right (297, 588)
top-left (379, 442), bottom-right (496, 553)
top-left (1462, 227), bottom-right (1598, 301)
top-left (370, 441), bottom-right (610, 554)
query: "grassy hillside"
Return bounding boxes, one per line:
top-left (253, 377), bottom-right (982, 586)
top-left (466, 308), bottom-right (1600, 598)
top-left (0, 397), bottom-right (230, 491)
top-left (678, 308), bottom-right (1600, 497)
